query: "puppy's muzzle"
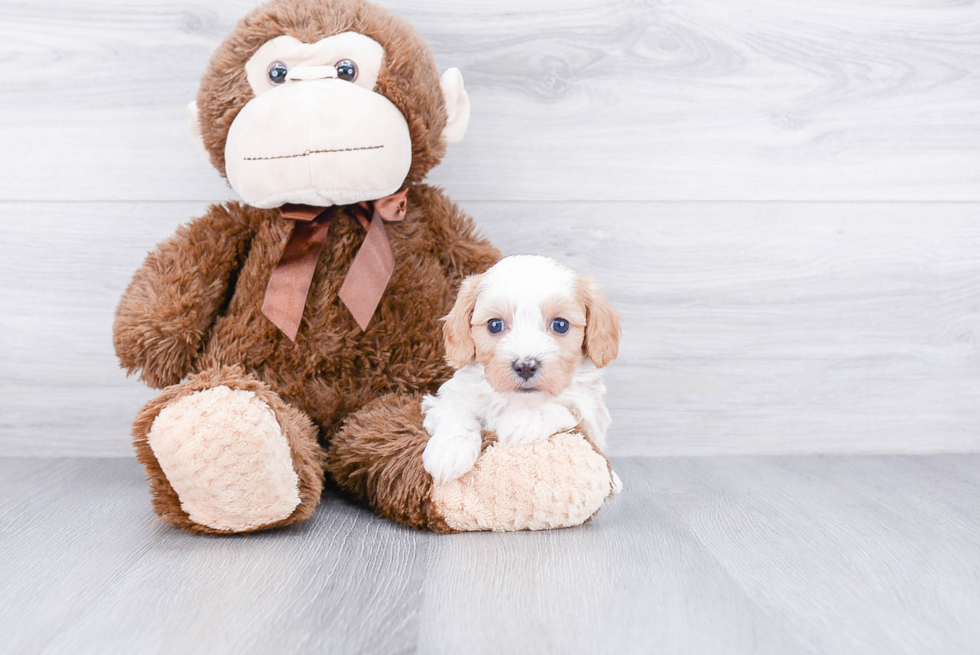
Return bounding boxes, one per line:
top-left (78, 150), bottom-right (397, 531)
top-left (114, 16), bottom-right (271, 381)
top-left (513, 357), bottom-right (540, 381)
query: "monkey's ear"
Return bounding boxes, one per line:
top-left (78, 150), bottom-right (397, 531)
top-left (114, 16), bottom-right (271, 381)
top-left (187, 101), bottom-right (213, 166)
top-left (440, 68), bottom-right (471, 144)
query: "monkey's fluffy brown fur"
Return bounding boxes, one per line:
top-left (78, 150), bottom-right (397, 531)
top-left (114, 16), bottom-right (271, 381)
top-left (114, 0), bottom-right (501, 533)
top-left (196, 0), bottom-right (449, 185)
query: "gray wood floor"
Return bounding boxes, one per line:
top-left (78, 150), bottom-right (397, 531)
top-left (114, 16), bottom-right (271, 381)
top-left (3, 0), bottom-right (978, 203)
top-left (5, 201), bottom-right (980, 457)
top-left (2, 455), bottom-right (978, 655)
top-left (2, 0), bottom-right (979, 458)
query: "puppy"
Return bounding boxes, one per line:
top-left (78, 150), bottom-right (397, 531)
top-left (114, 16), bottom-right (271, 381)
top-left (421, 255), bottom-right (622, 489)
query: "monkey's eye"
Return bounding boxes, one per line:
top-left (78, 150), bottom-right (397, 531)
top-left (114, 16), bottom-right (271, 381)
top-left (335, 59), bottom-right (358, 82)
top-left (267, 61), bottom-right (288, 85)
top-left (487, 319), bottom-right (505, 335)
top-left (551, 318), bottom-right (570, 334)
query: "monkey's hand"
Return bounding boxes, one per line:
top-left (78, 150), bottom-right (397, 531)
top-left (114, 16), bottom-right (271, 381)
top-left (113, 204), bottom-right (253, 388)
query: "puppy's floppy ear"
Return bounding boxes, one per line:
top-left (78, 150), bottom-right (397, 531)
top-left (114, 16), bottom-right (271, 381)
top-left (443, 274), bottom-right (483, 368)
top-left (578, 276), bottom-right (621, 368)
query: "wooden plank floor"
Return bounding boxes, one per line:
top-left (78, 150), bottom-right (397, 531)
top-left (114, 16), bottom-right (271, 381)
top-left (2, 0), bottom-right (978, 202)
top-left (2, 455), bottom-right (978, 654)
top-left (1, 0), bottom-right (979, 457)
top-left (5, 201), bottom-right (980, 457)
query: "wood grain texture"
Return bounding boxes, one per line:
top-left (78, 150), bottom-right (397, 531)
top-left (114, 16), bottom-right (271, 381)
top-left (0, 0), bottom-right (977, 202)
top-left (1, 456), bottom-right (978, 654)
top-left (2, 201), bottom-right (978, 457)
top-left (1, 0), bottom-right (978, 456)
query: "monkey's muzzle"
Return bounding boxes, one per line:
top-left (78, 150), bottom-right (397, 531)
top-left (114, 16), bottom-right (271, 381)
top-left (224, 79), bottom-right (413, 209)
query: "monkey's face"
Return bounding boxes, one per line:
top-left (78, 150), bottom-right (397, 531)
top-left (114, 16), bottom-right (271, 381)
top-left (190, 2), bottom-right (472, 210)
top-left (223, 32), bottom-right (411, 208)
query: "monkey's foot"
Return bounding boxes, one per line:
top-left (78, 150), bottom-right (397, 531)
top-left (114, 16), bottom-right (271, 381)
top-left (133, 367), bottom-right (323, 534)
top-left (430, 432), bottom-right (613, 532)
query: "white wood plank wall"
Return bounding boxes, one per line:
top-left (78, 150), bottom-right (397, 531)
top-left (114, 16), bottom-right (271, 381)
top-left (1, 0), bottom-right (978, 456)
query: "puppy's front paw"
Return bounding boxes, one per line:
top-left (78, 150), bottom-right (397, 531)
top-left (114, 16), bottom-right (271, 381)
top-left (423, 434), bottom-right (481, 484)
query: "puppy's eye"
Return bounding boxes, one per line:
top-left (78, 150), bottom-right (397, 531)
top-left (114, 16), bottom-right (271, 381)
top-left (335, 59), bottom-right (358, 82)
top-left (267, 61), bottom-right (288, 85)
top-left (551, 318), bottom-right (570, 334)
top-left (487, 319), bottom-right (505, 334)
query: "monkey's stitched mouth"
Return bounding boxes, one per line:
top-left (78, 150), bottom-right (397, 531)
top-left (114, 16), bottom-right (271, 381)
top-left (243, 144), bottom-right (384, 161)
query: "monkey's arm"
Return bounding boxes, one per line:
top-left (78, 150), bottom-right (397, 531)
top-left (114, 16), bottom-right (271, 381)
top-left (414, 185), bottom-right (502, 284)
top-left (113, 204), bottom-right (254, 389)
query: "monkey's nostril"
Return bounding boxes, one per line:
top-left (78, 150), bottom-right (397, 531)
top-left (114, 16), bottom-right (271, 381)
top-left (512, 358), bottom-right (540, 381)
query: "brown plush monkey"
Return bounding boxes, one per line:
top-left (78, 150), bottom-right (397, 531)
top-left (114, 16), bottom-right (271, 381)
top-left (114, 0), bottom-right (613, 534)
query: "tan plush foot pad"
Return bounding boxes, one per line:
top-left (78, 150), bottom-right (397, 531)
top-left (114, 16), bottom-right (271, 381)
top-left (147, 385), bottom-right (301, 532)
top-left (431, 433), bottom-right (612, 532)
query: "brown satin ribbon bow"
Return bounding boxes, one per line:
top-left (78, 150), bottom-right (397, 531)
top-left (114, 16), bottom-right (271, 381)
top-left (261, 188), bottom-right (409, 340)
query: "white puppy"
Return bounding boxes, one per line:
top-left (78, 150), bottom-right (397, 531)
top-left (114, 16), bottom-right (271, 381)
top-left (421, 255), bottom-right (622, 489)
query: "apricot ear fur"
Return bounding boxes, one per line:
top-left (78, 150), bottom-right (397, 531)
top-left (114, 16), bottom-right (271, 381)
top-left (578, 276), bottom-right (621, 368)
top-left (443, 274), bottom-right (483, 368)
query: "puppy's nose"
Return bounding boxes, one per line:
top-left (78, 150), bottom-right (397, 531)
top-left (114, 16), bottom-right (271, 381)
top-left (513, 357), bottom-right (540, 381)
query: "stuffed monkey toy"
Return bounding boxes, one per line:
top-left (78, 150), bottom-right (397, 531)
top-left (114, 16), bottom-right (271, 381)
top-left (114, 0), bottom-right (614, 534)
